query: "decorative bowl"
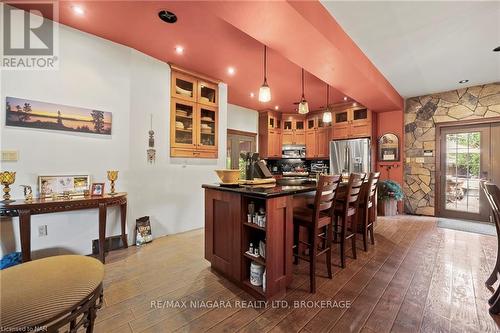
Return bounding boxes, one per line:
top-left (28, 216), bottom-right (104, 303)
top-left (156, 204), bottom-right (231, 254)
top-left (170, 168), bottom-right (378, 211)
top-left (215, 169), bottom-right (240, 184)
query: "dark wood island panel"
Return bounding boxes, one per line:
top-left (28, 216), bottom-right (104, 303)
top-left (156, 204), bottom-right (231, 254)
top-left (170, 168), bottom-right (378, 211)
top-left (204, 185), bottom-right (310, 299)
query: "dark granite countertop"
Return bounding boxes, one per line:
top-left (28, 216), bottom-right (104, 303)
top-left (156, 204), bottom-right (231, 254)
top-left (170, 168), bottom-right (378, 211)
top-left (202, 183), bottom-right (318, 198)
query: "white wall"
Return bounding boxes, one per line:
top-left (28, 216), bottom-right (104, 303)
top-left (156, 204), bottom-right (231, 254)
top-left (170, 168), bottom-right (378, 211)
top-left (227, 104), bottom-right (259, 135)
top-left (0, 16), bottom-right (229, 257)
top-left (0, 22), bottom-right (131, 258)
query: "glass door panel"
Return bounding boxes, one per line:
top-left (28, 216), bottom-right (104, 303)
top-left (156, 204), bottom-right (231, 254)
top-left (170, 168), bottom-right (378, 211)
top-left (284, 121), bottom-right (293, 130)
top-left (173, 100), bottom-right (194, 146)
top-left (227, 132), bottom-right (256, 179)
top-left (172, 72), bottom-right (196, 102)
top-left (335, 111), bottom-right (348, 124)
top-left (353, 109), bottom-right (368, 121)
top-left (440, 126), bottom-right (490, 221)
top-left (296, 120), bottom-right (304, 130)
top-left (198, 81), bottom-right (217, 106)
top-left (198, 106), bottom-right (217, 149)
top-left (307, 118), bottom-right (315, 130)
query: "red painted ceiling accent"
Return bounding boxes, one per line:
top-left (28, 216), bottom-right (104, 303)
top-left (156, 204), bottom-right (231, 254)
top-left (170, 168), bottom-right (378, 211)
top-left (26, 1), bottom-right (402, 112)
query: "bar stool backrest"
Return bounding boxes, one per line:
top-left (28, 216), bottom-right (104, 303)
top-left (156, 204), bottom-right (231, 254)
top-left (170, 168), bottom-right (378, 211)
top-left (313, 175), bottom-right (342, 226)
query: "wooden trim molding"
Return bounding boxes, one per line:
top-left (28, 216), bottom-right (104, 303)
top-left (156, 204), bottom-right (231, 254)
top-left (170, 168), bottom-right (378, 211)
top-left (227, 129), bottom-right (257, 137)
top-left (169, 64), bottom-right (220, 84)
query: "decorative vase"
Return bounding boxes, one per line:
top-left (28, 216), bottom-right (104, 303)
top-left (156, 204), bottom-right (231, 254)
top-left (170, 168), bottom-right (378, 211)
top-left (107, 170), bottom-right (119, 196)
top-left (0, 171), bottom-right (16, 202)
top-left (378, 198), bottom-right (398, 216)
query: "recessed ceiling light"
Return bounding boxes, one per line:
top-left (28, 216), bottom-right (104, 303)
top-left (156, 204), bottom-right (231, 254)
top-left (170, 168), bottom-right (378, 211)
top-left (72, 5), bottom-right (84, 15)
top-left (250, 92), bottom-right (254, 98)
top-left (274, 105), bottom-right (279, 110)
top-left (353, 102), bottom-right (357, 106)
top-left (158, 10), bottom-right (177, 24)
top-left (175, 46), bottom-right (184, 54)
top-left (343, 96), bottom-right (348, 101)
top-left (227, 67), bottom-right (235, 75)
top-left (459, 79), bottom-right (469, 84)
top-left (493, 46), bottom-right (500, 52)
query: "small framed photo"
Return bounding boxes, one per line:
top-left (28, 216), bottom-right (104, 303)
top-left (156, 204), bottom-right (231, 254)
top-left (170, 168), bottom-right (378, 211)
top-left (91, 183), bottom-right (105, 197)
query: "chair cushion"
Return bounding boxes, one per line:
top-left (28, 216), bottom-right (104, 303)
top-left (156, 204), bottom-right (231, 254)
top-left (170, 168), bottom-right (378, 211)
top-left (334, 206), bottom-right (357, 217)
top-left (0, 255), bottom-right (104, 329)
top-left (293, 207), bottom-right (332, 228)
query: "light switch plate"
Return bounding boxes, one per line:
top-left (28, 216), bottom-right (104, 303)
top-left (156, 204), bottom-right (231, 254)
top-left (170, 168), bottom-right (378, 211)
top-left (406, 157), bottom-right (412, 163)
top-left (1, 150), bottom-right (18, 161)
top-left (415, 157), bottom-right (425, 163)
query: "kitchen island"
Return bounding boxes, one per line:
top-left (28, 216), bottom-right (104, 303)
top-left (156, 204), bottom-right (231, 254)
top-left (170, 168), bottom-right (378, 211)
top-left (202, 182), bottom-right (317, 299)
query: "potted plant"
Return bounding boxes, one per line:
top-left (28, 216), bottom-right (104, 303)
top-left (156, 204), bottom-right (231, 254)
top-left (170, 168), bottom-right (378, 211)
top-left (377, 180), bottom-right (403, 216)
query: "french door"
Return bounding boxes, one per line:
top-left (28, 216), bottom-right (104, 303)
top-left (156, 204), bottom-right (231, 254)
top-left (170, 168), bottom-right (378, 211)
top-left (439, 123), bottom-right (500, 221)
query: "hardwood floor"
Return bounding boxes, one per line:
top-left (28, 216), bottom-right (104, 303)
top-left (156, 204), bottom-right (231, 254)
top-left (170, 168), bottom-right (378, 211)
top-left (92, 216), bottom-right (500, 333)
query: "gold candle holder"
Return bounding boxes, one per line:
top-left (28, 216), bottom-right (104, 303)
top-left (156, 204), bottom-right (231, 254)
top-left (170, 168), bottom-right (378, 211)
top-left (0, 171), bottom-right (16, 202)
top-left (107, 170), bottom-right (119, 196)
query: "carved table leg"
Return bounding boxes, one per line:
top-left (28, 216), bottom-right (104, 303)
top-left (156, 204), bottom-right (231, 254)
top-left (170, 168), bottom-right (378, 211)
top-left (98, 203), bottom-right (107, 263)
top-left (120, 201), bottom-right (128, 248)
top-left (19, 209), bottom-right (32, 262)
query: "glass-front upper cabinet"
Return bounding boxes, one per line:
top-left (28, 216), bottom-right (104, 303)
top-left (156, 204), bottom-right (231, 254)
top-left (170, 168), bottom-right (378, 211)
top-left (334, 110), bottom-right (349, 125)
top-left (172, 99), bottom-right (195, 147)
top-left (284, 120), bottom-right (293, 131)
top-left (197, 105), bottom-right (217, 150)
top-left (352, 108), bottom-right (370, 123)
top-left (296, 120), bottom-right (304, 130)
top-left (198, 81), bottom-right (217, 107)
top-left (307, 118), bottom-right (315, 130)
top-left (172, 72), bottom-right (197, 102)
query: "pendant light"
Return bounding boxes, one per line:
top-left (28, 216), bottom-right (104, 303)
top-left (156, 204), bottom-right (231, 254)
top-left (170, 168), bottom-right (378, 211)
top-left (298, 68), bottom-right (309, 114)
top-left (258, 45), bottom-right (271, 102)
top-left (323, 83), bottom-right (332, 123)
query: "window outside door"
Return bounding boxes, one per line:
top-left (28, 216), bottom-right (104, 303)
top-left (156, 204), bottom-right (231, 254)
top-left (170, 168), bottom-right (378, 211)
top-left (227, 131), bottom-right (256, 179)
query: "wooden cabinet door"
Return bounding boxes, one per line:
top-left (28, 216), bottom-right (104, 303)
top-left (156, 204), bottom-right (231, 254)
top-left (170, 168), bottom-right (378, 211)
top-left (197, 104), bottom-right (218, 151)
top-left (350, 122), bottom-right (371, 138)
top-left (332, 124), bottom-right (349, 140)
top-left (317, 128), bottom-right (330, 158)
top-left (171, 98), bottom-right (196, 150)
top-left (268, 130), bottom-right (281, 158)
top-left (305, 130), bottom-right (317, 158)
top-left (282, 131), bottom-right (294, 145)
top-left (197, 80), bottom-right (218, 107)
top-left (351, 108), bottom-right (370, 125)
top-left (204, 189), bottom-right (241, 280)
top-left (294, 131), bottom-right (306, 145)
top-left (172, 71), bottom-right (197, 102)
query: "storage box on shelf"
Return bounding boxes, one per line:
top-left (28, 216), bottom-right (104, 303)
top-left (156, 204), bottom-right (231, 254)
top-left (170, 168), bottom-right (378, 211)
top-left (258, 111), bottom-right (282, 159)
top-left (170, 66), bottom-right (218, 158)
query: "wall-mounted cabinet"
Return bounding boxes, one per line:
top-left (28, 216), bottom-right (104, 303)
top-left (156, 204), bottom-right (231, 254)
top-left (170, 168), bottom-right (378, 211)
top-left (282, 114), bottom-right (305, 145)
top-left (259, 111), bottom-right (282, 159)
top-left (305, 113), bottom-right (331, 159)
top-left (332, 107), bottom-right (371, 140)
top-left (170, 68), bottom-right (218, 158)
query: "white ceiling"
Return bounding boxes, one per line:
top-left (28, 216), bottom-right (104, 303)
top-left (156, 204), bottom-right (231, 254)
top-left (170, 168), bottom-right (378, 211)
top-left (321, 1), bottom-right (500, 98)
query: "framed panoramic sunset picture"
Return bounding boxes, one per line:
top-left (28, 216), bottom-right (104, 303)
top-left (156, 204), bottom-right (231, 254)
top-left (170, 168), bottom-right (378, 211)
top-left (5, 97), bottom-right (112, 135)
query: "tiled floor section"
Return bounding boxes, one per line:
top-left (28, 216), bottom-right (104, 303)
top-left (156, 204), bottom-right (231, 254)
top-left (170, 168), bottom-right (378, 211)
top-left (92, 216), bottom-right (500, 332)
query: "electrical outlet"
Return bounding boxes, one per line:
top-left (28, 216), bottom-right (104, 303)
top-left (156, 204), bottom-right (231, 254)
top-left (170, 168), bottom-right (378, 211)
top-left (38, 225), bottom-right (48, 237)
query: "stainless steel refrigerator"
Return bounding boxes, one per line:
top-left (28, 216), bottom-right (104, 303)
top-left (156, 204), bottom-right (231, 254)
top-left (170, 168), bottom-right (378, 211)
top-left (329, 138), bottom-right (371, 175)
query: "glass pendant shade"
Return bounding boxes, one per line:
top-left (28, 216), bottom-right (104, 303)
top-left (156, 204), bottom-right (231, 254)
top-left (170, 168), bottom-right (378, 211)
top-left (323, 110), bottom-right (332, 123)
top-left (298, 99), bottom-right (309, 114)
top-left (258, 81), bottom-right (271, 102)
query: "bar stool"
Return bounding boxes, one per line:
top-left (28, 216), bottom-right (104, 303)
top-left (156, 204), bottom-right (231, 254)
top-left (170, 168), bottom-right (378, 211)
top-left (481, 182), bottom-right (500, 314)
top-left (358, 172), bottom-right (381, 251)
top-left (333, 173), bottom-right (364, 268)
top-left (293, 174), bottom-right (341, 293)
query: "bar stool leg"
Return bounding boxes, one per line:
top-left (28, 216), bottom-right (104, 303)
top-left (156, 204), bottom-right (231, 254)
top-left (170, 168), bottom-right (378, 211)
top-left (340, 225), bottom-right (346, 269)
top-left (351, 233), bottom-right (357, 259)
top-left (326, 224), bottom-right (333, 279)
top-left (309, 228), bottom-right (316, 293)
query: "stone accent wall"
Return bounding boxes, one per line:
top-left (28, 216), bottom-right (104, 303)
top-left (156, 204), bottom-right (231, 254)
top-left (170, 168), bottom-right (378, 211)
top-left (404, 82), bottom-right (500, 215)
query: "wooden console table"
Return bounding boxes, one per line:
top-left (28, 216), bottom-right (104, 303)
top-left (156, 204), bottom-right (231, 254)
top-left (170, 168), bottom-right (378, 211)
top-left (0, 193), bottom-right (128, 263)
